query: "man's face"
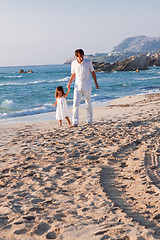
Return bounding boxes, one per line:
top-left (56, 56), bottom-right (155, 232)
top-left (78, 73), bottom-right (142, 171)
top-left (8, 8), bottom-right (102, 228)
top-left (77, 54), bottom-right (84, 63)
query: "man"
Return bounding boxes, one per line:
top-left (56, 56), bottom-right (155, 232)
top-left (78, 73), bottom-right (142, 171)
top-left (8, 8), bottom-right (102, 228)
top-left (67, 49), bottom-right (99, 127)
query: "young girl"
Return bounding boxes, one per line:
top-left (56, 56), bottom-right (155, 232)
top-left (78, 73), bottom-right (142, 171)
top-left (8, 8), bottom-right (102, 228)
top-left (53, 86), bottom-right (71, 127)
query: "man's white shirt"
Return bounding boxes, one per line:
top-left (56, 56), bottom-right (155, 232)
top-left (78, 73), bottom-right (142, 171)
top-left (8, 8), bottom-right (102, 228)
top-left (71, 58), bottom-right (94, 91)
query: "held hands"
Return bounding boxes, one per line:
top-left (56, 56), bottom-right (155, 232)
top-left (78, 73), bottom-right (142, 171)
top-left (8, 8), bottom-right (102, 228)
top-left (65, 85), bottom-right (70, 98)
top-left (95, 82), bottom-right (99, 89)
top-left (67, 82), bottom-right (71, 89)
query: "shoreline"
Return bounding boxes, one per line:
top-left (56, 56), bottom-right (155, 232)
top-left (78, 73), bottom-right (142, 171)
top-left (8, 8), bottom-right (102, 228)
top-left (0, 92), bottom-right (150, 125)
top-left (0, 99), bottom-right (111, 125)
top-left (0, 93), bottom-right (160, 240)
top-left (0, 92), bottom-right (158, 126)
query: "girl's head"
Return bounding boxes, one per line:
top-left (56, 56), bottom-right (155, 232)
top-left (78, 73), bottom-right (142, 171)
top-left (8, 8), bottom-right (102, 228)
top-left (55, 86), bottom-right (65, 98)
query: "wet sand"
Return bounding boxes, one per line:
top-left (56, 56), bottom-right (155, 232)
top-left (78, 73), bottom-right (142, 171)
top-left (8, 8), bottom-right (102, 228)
top-left (0, 93), bottom-right (160, 240)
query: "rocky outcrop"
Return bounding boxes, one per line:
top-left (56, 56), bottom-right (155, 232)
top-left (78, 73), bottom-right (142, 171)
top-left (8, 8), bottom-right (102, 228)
top-left (149, 53), bottom-right (160, 66)
top-left (18, 69), bottom-right (34, 73)
top-left (92, 62), bottom-right (111, 71)
top-left (93, 53), bottom-right (151, 72)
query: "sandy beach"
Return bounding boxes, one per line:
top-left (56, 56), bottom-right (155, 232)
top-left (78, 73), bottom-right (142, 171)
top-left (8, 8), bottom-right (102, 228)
top-left (0, 93), bottom-right (160, 240)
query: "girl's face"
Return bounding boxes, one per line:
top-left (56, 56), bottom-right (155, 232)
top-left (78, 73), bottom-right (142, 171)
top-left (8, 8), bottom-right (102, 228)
top-left (57, 90), bottom-right (63, 97)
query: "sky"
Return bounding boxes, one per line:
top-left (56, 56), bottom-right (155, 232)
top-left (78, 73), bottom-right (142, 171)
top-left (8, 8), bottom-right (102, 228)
top-left (0, 0), bottom-right (160, 66)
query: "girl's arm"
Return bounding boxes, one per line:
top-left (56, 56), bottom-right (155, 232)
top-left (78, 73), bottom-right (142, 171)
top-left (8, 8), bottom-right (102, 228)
top-left (64, 86), bottom-right (70, 98)
top-left (53, 100), bottom-right (57, 108)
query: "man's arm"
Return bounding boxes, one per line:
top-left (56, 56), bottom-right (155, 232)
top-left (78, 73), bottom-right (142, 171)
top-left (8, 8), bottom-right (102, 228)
top-left (67, 73), bottom-right (76, 88)
top-left (64, 86), bottom-right (70, 98)
top-left (91, 71), bottom-right (99, 89)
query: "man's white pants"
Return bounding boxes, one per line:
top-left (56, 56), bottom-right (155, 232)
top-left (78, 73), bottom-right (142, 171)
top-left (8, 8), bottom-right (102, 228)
top-left (72, 88), bottom-right (93, 125)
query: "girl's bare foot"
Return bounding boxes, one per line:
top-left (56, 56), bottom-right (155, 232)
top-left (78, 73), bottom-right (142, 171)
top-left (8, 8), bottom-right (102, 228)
top-left (59, 120), bottom-right (62, 127)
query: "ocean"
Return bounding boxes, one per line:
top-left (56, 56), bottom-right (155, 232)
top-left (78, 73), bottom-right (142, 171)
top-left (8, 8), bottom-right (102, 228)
top-left (0, 64), bottom-right (160, 123)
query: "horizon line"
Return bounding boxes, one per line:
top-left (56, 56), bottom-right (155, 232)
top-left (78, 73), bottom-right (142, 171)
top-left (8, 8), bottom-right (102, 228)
top-left (0, 63), bottom-right (70, 68)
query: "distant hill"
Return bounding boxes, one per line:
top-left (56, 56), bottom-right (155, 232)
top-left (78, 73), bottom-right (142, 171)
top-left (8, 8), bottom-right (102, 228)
top-left (64, 54), bottom-right (109, 64)
top-left (64, 36), bottom-right (160, 64)
top-left (112, 36), bottom-right (160, 53)
top-left (64, 52), bottom-right (150, 64)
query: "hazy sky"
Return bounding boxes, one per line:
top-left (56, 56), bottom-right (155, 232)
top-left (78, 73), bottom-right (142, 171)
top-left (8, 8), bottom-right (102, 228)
top-left (0, 0), bottom-right (160, 66)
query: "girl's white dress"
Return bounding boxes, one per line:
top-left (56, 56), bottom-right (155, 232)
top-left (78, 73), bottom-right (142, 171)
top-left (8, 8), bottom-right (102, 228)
top-left (56, 96), bottom-right (69, 120)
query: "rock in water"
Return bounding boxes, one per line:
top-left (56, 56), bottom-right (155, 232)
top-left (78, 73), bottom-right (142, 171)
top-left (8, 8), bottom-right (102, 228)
top-left (18, 69), bottom-right (34, 73)
top-left (27, 70), bottom-right (34, 73)
top-left (18, 69), bottom-right (24, 73)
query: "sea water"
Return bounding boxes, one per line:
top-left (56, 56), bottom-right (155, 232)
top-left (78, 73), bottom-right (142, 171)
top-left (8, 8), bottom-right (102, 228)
top-left (0, 64), bottom-right (160, 123)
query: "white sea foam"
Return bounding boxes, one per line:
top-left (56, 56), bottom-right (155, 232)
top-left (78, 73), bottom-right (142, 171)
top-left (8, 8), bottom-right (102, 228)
top-left (0, 111), bottom-right (56, 124)
top-left (148, 89), bottom-right (160, 94)
top-left (92, 93), bottom-right (98, 97)
top-left (0, 80), bottom-right (46, 87)
top-left (122, 83), bottom-right (130, 87)
top-left (56, 77), bottom-right (70, 82)
top-left (141, 88), bottom-right (160, 95)
top-left (3, 75), bottom-right (22, 78)
top-left (0, 77), bottom-right (70, 87)
top-left (0, 103), bottom-right (54, 119)
top-left (136, 76), bottom-right (160, 81)
top-left (1, 99), bottom-right (16, 111)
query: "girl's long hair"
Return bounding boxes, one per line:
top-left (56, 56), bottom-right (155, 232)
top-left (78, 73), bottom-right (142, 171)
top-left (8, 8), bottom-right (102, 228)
top-left (55, 86), bottom-right (65, 98)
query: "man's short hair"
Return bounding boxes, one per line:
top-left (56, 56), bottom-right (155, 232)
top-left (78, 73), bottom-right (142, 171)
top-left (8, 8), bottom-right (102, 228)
top-left (75, 49), bottom-right (84, 57)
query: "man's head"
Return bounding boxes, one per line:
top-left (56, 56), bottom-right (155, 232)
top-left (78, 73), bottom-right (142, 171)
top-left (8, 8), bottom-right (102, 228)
top-left (75, 49), bottom-right (84, 63)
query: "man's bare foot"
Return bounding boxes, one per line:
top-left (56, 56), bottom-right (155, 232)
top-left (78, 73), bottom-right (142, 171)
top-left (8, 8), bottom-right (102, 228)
top-left (72, 124), bottom-right (78, 127)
